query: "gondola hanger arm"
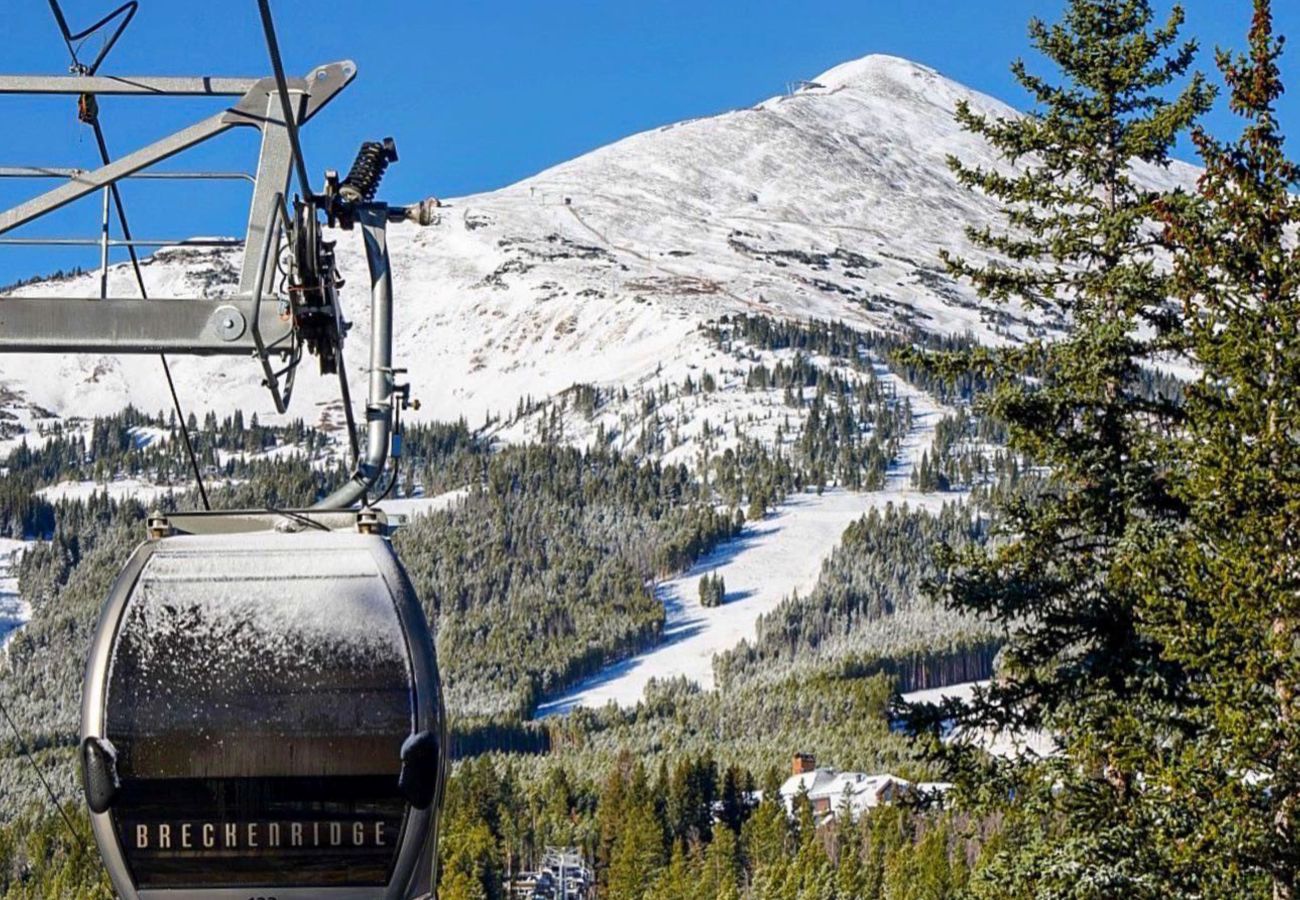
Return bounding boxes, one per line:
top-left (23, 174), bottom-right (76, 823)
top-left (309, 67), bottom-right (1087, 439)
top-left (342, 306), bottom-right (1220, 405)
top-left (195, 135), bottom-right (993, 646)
top-left (0, 61), bottom-right (355, 237)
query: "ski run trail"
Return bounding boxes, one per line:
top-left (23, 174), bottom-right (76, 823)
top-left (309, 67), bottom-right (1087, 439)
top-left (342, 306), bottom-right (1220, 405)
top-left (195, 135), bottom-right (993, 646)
top-left (537, 371), bottom-right (952, 716)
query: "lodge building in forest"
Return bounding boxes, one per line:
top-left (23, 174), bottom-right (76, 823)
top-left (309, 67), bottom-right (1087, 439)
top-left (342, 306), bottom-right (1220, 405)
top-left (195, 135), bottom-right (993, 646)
top-left (778, 754), bottom-right (950, 820)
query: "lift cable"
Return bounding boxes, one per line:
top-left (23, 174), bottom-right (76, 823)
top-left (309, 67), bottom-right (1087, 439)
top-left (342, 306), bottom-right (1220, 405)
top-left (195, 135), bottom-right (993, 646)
top-left (46, 0), bottom-right (137, 77)
top-left (0, 0), bottom-right (145, 856)
top-left (336, 342), bottom-right (362, 467)
top-left (161, 356), bottom-right (211, 510)
top-left (47, 0), bottom-right (213, 511)
top-left (258, 0), bottom-right (366, 476)
top-left (91, 124), bottom-right (211, 511)
top-left (95, 127), bottom-right (212, 511)
top-left (0, 692), bottom-right (87, 850)
top-left (49, 0), bottom-right (363, 515)
top-left (256, 0), bottom-right (313, 200)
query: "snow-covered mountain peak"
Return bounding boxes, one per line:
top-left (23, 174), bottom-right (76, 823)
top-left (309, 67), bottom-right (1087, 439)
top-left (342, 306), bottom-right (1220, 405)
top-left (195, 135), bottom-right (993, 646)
top-left (796, 53), bottom-right (1016, 121)
top-left (0, 53), bottom-right (1184, 450)
top-left (810, 53), bottom-right (946, 93)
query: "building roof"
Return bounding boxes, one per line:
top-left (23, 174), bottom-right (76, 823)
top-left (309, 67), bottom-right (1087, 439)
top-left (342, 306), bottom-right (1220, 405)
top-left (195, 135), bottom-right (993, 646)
top-left (778, 768), bottom-right (928, 817)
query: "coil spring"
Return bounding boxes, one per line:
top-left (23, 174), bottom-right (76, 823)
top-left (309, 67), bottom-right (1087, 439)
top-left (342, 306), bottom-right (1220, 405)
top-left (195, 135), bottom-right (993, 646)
top-left (341, 137), bottom-right (398, 204)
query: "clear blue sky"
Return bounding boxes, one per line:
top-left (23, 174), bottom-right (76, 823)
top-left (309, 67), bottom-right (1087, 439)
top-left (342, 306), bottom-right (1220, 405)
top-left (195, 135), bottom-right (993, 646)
top-left (1, 1), bottom-right (1295, 285)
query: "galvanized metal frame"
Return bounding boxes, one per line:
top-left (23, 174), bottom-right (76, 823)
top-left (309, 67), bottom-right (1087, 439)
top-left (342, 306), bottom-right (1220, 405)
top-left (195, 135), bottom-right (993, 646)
top-left (1, 53), bottom-right (409, 506)
top-left (0, 167), bottom-right (254, 182)
top-left (248, 191), bottom-right (299, 411)
top-left (0, 74), bottom-right (259, 95)
top-left (46, 0), bottom-right (140, 80)
top-left (0, 295), bottom-right (291, 354)
top-left (0, 60), bottom-right (369, 432)
top-left (0, 60), bottom-right (355, 296)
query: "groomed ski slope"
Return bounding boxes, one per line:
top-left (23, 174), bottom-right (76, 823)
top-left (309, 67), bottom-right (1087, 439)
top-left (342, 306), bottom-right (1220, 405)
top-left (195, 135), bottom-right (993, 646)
top-left (33, 478), bottom-right (468, 517)
top-left (36, 477), bottom-right (175, 506)
top-left (537, 372), bottom-right (951, 715)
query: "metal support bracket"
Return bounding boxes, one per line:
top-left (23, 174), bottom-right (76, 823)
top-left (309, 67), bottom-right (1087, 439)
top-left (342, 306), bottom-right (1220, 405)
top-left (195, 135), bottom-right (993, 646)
top-left (248, 192), bottom-right (299, 412)
top-left (147, 506), bottom-right (405, 537)
top-left (0, 32), bottom-right (410, 510)
top-left (0, 295), bottom-right (291, 354)
top-left (0, 61), bottom-right (354, 238)
top-left (312, 205), bottom-right (395, 511)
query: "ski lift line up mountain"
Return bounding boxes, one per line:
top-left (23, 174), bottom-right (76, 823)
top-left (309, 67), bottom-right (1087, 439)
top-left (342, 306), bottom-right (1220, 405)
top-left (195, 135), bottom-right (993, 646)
top-left (0, 2), bottom-right (448, 898)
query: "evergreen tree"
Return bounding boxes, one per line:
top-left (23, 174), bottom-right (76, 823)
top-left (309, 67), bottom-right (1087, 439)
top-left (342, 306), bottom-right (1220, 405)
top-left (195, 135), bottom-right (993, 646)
top-left (742, 787), bottom-right (793, 879)
top-left (699, 572), bottom-right (727, 608)
top-left (606, 764), bottom-right (666, 900)
top-left (906, 0), bottom-right (1212, 892)
top-left (652, 842), bottom-right (693, 900)
top-left (718, 764), bottom-right (752, 835)
top-left (833, 805), bottom-right (867, 900)
top-left (1152, 2), bottom-right (1300, 895)
top-left (704, 825), bottom-right (743, 898)
top-left (597, 752), bottom-right (633, 880)
top-left (439, 818), bottom-right (501, 900)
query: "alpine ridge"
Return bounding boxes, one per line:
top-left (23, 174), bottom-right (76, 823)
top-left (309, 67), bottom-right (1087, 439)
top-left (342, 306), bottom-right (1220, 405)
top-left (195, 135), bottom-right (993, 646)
top-left (0, 53), bottom-right (1196, 445)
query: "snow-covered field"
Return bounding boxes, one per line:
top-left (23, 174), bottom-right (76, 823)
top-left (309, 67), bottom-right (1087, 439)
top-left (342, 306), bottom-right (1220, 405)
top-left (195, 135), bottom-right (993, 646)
top-left (1, 54), bottom-right (1195, 446)
top-left (4, 52), bottom-right (1173, 711)
top-left (376, 487), bottom-right (469, 519)
top-left (900, 680), bottom-right (982, 707)
top-left (539, 486), bottom-right (950, 716)
top-left (900, 680), bottom-right (1057, 759)
top-left (33, 479), bottom-right (469, 520)
top-left (0, 538), bottom-right (31, 650)
top-left (37, 477), bottom-right (176, 505)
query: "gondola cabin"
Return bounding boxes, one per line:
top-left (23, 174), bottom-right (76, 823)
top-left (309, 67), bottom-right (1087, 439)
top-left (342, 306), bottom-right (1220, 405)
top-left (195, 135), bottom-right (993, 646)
top-left (80, 512), bottom-right (445, 899)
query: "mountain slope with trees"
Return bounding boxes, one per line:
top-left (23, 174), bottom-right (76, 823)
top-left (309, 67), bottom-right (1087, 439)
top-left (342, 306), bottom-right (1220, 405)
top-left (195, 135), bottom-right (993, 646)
top-left (7, 1), bottom-right (1300, 897)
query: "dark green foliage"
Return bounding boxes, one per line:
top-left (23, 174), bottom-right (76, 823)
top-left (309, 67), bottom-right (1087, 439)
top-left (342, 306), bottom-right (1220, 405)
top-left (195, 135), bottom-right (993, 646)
top-left (4, 405), bottom-right (340, 499)
top-left (0, 266), bottom-right (85, 295)
top-left (0, 473), bottom-right (54, 539)
top-left (717, 503), bottom-right (993, 687)
top-left (0, 403), bottom-right (1000, 897)
top-left (1144, 3), bottom-right (1300, 895)
top-left (699, 572), bottom-right (726, 608)
top-left (2, 499), bottom-right (147, 765)
top-left (545, 668), bottom-right (911, 780)
top-left (0, 806), bottom-right (111, 898)
top-left (904, 0), bottom-right (1215, 894)
top-left (707, 313), bottom-right (989, 407)
top-left (396, 442), bottom-right (743, 718)
top-left (437, 716), bottom-right (971, 900)
top-left (914, 408), bottom-right (1016, 493)
top-left (701, 316), bottom-right (913, 496)
top-left (402, 418), bottom-right (484, 496)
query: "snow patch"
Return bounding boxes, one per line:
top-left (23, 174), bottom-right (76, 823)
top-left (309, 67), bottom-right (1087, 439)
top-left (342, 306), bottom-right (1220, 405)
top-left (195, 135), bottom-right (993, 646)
top-left (0, 51), bottom-right (1195, 442)
top-left (0, 538), bottom-right (32, 650)
top-left (123, 533), bottom-right (407, 669)
top-left (376, 487), bottom-right (469, 519)
top-left (37, 478), bottom-right (175, 505)
top-left (900, 679), bottom-right (1057, 760)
